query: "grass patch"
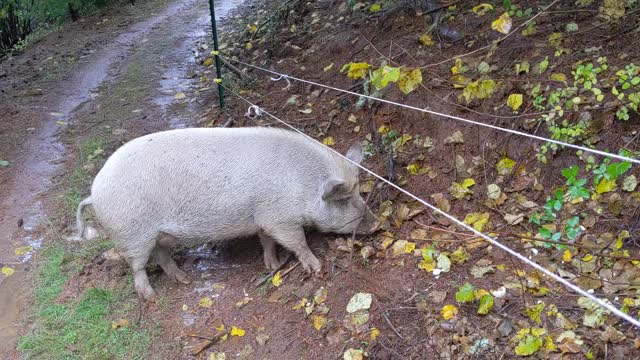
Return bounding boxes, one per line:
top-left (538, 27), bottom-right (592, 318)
top-left (18, 241), bottom-right (151, 359)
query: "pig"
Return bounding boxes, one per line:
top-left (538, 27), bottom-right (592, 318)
top-left (71, 127), bottom-right (377, 299)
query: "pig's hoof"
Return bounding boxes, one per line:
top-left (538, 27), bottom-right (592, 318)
top-left (300, 256), bottom-right (322, 274)
top-left (173, 270), bottom-right (192, 285)
top-left (137, 287), bottom-right (157, 301)
top-left (264, 255), bottom-right (282, 271)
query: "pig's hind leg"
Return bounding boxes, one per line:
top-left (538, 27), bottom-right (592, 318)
top-left (152, 232), bottom-right (192, 285)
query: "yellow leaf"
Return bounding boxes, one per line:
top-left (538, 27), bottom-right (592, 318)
top-left (322, 137), bottom-right (336, 146)
top-left (451, 58), bottom-right (467, 75)
top-left (544, 336), bottom-right (557, 351)
top-left (377, 125), bottom-right (390, 134)
top-left (507, 94), bottom-right (523, 112)
top-left (472, 3), bottom-right (494, 15)
top-left (404, 242), bottom-right (416, 253)
top-left (199, 297), bottom-right (213, 308)
top-left (464, 212), bottom-right (490, 231)
top-left (1, 267), bottom-right (14, 276)
top-left (398, 68), bottom-right (423, 94)
top-left (550, 73), bottom-right (567, 82)
top-left (312, 315), bottom-right (326, 330)
top-left (209, 352), bottom-right (226, 360)
top-left (271, 271), bottom-right (283, 287)
top-left (245, 42), bottom-right (253, 50)
top-left (451, 74), bottom-right (471, 88)
top-left (14, 246), bottom-right (32, 256)
top-left (461, 79), bottom-right (496, 103)
top-left (174, 92), bottom-right (186, 100)
top-left (293, 297), bottom-right (308, 310)
top-left (418, 34), bottom-right (434, 46)
top-left (595, 178), bottom-right (616, 194)
top-left (562, 250), bottom-right (572, 262)
top-left (407, 163), bottom-right (429, 175)
top-left (451, 178), bottom-right (476, 199)
top-left (247, 24), bottom-right (257, 33)
top-left (418, 258), bottom-right (436, 271)
top-left (369, 3), bottom-right (381, 12)
top-left (111, 318), bottom-right (130, 329)
top-left (441, 304), bottom-right (459, 319)
top-left (497, 157), bottom-right (515, 175)
top-left (342, 62), bottom-right (371, 80)
top-left (323, 63), bottom-right (334, 72)
top-left (203, 58), bottom-right (213, 67)
top-left (369, 327), bottom-right (380, 341)
top-left (582, 254), bottom-right (593, 261)
top-left (491, 13), bottom-right (512, 34)
top-left (230, 326), bottom-right (246, 337)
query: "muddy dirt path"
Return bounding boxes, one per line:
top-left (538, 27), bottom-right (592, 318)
top-left (0, 0), bottom-right (241, 354)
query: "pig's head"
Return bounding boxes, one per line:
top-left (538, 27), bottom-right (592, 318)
top-left (311, 143), bottom-right (378, 235)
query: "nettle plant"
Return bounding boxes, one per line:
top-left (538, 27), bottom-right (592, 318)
top-left (612, 63), bottom-right (640, 120)
top-left (529, 166), bottom-right (589, 249)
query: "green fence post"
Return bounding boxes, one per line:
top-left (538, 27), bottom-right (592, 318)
top-left (208, 0), bottom-right (224, 108)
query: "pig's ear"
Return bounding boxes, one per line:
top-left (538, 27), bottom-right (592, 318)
top-left (322, 178), bottom-right (352, 201)
top-left (345, 142), bottom-right (363, 165)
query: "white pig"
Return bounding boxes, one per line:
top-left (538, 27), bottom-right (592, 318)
top-left (71, 127), bottom-right (376, 299)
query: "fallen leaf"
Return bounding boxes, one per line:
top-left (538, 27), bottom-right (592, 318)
top-left (199, 297), bottom-right (213, 308)
top-left (507, 94), bottom-right (523, 111)
top-left (1, 267), bottom-right (14, 276)
top-left (398, 68), bottom-right (423, 94)
top-left (418, 34), bottom-right (434, 46)
top-left (550, 73), bottom-right (567, 82)
top-left (472, 3), bottom-right (493, 15)
top-left (312, 315), bottom-right (326, 331)
top-left (451, 179), bottom-right (476, 199)
top-left (491, 13), bottom-right (512, 34)
top-left (209, 352), bottom-right (226, 360)
top-left (343, 348), bottom-right (364, 360)
top-left (230, 326), bottom-right (246, 337)
top-left (0, 160), bottom-right (9, 167)
top-left (322, 137), bottom-right (336, 146)
top-left (256, 333), bottom-right (269, 346)
top-left (497, 157), bottom-right (515, 175)
top-left (14, 246), bottom-right (32, 256)
top-left (487, 184), bottom-right (501, 199)
top-left (595, 178), bottom-right (616, 194)
top-left (341, 62), bottom-right (370, 80)
top-left (515, 333), bottom-right (543, 356)
top-left (623, 175), bottom-right (637, 192)
top-left (174, 92), bottom-right (186, 100)
top-left (477, 294), bottom-right (494, 315)
top-left (437, 254), bottom-right (451, 273)
top-left (503, 213), bottom-right (524, 225)
top-left (471, 265), bottom-right (494, 278)
top-left (464, 212), bottom-right (490, 231)
top-left (456, 282), bottom-right (476, 303)
top-left (442, 304), bottom-right (459, 319)
top-left (111, 318), bottom-right (129, 329)
top-left (271, 271), bottom-right (283, 287)
top-left (444, 130), bottom-right (464, 144)
top-left (431, 193), bottom-right (451, 212)
top-left (346, 293), bottom-right (372, 313)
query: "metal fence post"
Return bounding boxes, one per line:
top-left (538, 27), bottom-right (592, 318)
top-left (208, 0), bottom-right (224, 108)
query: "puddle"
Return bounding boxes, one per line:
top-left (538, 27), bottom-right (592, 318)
top-left (153, 0), bottom-right (244, 128)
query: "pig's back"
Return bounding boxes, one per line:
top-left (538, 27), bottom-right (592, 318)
top-left (90, 127), bottom-right (335, 239)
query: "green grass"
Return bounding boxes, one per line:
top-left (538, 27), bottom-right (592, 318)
top-left (17, 242), bottom-right (151, 360)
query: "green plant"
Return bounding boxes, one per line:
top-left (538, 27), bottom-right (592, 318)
top-left (561, 165), bottom-right (590, 200)
top-left (592, 159), bottom-right (631, 185)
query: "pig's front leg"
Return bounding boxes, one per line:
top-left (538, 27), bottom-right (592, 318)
top-left (265, 226), bottom-right (321, 273)
top-left (259, 231), bottom-right (282, 270)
